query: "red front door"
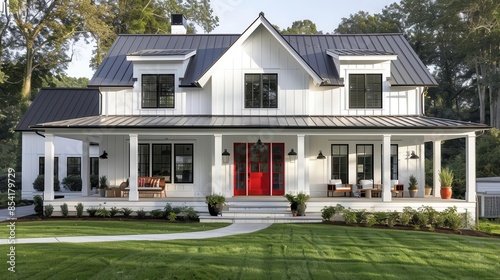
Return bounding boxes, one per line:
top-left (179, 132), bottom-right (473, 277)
top-left (248, 143), bottom-right (270, 195)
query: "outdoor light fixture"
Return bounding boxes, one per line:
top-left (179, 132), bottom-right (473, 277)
top-left (99, 151), bottom-right (108, 159)
top-left (409, 151), bottom-right (419, 159)
top-left (252, 138), bottom-right (267, 153)
top-left (287, 149), bottom-right (297, 162)
top-left (222, 149), bottom-right (230, 164)
top-left (317, 150), bottom-right (326, 160)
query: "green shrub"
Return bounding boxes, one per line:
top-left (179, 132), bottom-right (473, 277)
top-left (109, 207), bottom-right (119, 217)
top-left (355, 209), bottom-right (368, 224)
top-left (33, 175), bottom-right (60, 191)
top-left (33, 195), bottom-right (43, 216)
top-left (150, 209), bottom-right (165, 219)
top-left (60, 203), bottom-right (69, 217)
top-left (321, 204), bottom-right (345, 221)
top-left (442, 206), bottom-right (463, 230)
top-left (136, 208), bottom-right (147, 219)
top-left (342, 208), bottom-right (357, 225)
top-left (400, 207), bottom-right (416, 226)
top-left (373, 212), bottom-right (388, 226)
top-left (62, 175), bottom-right (82, 191)
top-left (44, 204), bottom-right (54, 218)
top-left (90, 175), bottom-right (99, 190)
top-left (387, 211), bottom-right (400, 228)
top-left (75, 203), bottom-right (84, 217)
top-left (86, 207), bottom-right (98, 217)
top-left (417, 206), bottom-right (438, 230)
top-left (168, 212), bottom-right (177, 221)
top-left (121, 207), bottom-right (133, 217)
top-left (97, 207), bottom-right (111, 217)
top-left (179, 207), bottom-right (199, 222)
top-left (365, 214), bottom-right (377, 227)
top-left (164, 203), bottom-right (173, 214)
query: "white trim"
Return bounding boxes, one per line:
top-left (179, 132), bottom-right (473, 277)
top-left (129, 134), bottom-right (139, 201)
top-left (126, 50), bottom-right (196, 62)
top-left (44, 134), bottom-right (55, 201)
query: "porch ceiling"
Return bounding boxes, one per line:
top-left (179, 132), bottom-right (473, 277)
top-left (32, 115), bottom-right (488, 132)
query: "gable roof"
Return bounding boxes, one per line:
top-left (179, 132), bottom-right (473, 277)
top-left (88, 15), bottom-right (437, 88)
top-left (15, 88), bottom-right (100, 131)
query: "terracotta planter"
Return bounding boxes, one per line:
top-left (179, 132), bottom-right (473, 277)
top-left (440, 187), bottom-right (452, 199)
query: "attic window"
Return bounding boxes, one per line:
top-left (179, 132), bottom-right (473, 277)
top-left (349, 74), bottom-right (382, 109)
top-left (142, 74), bottom-right (175, 108)
top-left (244, 74), bottom-right (278, 108)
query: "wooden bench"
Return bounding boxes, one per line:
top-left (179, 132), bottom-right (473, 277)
top-left (121, 177), bottom-right (166, 198)
top-left (327, 180), bottom-right (352, 197)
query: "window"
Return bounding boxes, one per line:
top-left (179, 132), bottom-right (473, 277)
top-left (152, 144), bottom-right (172, 183)
top-left (244, 74), bottom-right (278, 108)
top-left (349, 74), bottom-right (382, 108)
top-left (39, 157), bottom-right (59, 177)
top-left (142, 74), bottom-right (175, 108)
top-left (90, 157), bottom-right (99, 176)
top-left (67, 157), bottom-right (81, 176)
top-left (331, 145), bottom-right (349, 183)
top-left (174, 144), bottom-right (193, 183)
top-left (390, 145), bottom-right (398, 180)
top-left (138, 144), bottom-right (150, 177)
top-left (356, 145), bottom-right (373, 181)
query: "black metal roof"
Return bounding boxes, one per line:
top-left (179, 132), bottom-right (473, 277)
top-left (89, 32), bottom-right (437, 87)
top-left (15, 88), bottom-right (100, 131)
top-left (31, 115), bottom-right (488, 130)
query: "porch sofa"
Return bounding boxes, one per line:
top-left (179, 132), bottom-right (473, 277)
top-left (121, 177), bottom-right (166, 198)
top-left (327, 179), bottom-right (352, 197)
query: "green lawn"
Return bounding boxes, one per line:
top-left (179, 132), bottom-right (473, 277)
top-left (2, 223), bottom-right (499, 279)
top-left (6, 220), bottom-right (227, 238)
top-left (479, 219), bottom-right (500, 235)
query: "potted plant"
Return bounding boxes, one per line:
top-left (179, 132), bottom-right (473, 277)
top-left (408, 175), bottom-right (418, 198)
top-left (439, 168), bottom-right (454, 199)
top-left (205, 194), bottom-right (225, 216)
top-left (295, 192), bottom-right (310, 216)
top-left (284, 193), bottom-right (298, 214)
top-left (425, 185), bottom-right (433, 196)
top-left (99, 175), bottom-right (108, 197)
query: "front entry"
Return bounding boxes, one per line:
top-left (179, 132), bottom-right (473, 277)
top-left (234, 142), bottom-right (285, 196)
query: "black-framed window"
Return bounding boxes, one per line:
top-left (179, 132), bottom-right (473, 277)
top-left (142, 74), bottom-right (175, 108)
top-left (349, 74), bottom-right (382, 108)
top-left (174, 144), bottom-right (193, 183)
top-left (356, 145), bottom-right (373, 181)
top-left (138, 144), bottom-right (150, 177)
top-left (390, 145), bottom-right (398, 180)
top-left (331, 144), bottom-right (349, 183)
top-left (244, 74), bottom-right (278, 108)
top-left (67, 157), bottom-right (81, 176)
top-left (90, 157), bottom-right (99, 176)
top-left (152, 144), bottom-right (172, 183)
top-left (39, 157), bottom-right (59, 177)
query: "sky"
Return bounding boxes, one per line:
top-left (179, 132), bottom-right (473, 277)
top-left (66, 0), bottom-right (395, 79)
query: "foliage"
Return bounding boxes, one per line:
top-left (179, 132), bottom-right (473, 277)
top-left (44, 204), bottom-right (54, 218)
top-left (86, 207), bottom-right (98, 217)
top-left (75, 203), bottom-right (84, 218)
top-left (33, 175), bottom-right (60, 192)
top-left (164, 203), bottom-right (173, 214)
top-left (96, 207), bottom-right (110, 218)
top-left (150, 209), bottom-right (165, 219)
top-left (60, 203), bottom-right (69, 217)
top-left (62, 175), bottom-right (82, 191)
top-left (121, 207), bottom-right (133, 217)
top-left (321, 204), bottom-right (345, 221)
top-left (441, 206), bottom-right (463, 230)
top-left (342, 208), bottom-right (358, 225)
top-left (168, 212), bottom-right (177, 222)
top-left (177, 206), bottom-right (199, 222)
top-left (439, 167), bottom-right (454, 187)
top-left (295, 192), bottom-right (310, 205)
top-left (205, 194), bottom-right (225, 207)
top-left (33, 195), bottom-right (43, 216)
top-left (408, 175), bottom-right (418, 190)
top-left (90, 175), bottom-right (99, 190)
top-left (109, 207), bottom-right (120, 217)
top-left (400, 207), bottom-right (416, 226)
top-left (279, 20), bottom-right (318, 34)
top-left (387, 211), bottom-right (400, 228)
top-left (99, 175), bottom-right (108, 189)
top-left (136, 208), bottom-right (148, 219)
top-left (373, 212), bottom-right (388, 226)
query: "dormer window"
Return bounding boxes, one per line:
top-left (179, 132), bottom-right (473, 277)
top-left (142, 74), bottom-right (175, 108)
top-left (244, 74), bottom-right (278, 108)
top-left (349, 74), bottom-right (382, 109)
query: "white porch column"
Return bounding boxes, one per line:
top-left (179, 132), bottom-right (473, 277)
top-left (433, 140), bottom-right (442, 198)
top-left (212, 134), bottom-right (222, 195)
top-left (382, 135), bottom-right (392, 201)
top-left (81, 140), bottom-right (90, 196)
top-left (129, 134), bottom-right (139, 201)
top-left (297, 134), bottom-right (306, 194)
top-left (44, 134), bottom-right (55, 201)
top-left (466, 133), bottom-right (476, 202)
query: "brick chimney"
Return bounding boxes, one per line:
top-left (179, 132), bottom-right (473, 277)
top-left (171, 14), bottom-right (187, 34)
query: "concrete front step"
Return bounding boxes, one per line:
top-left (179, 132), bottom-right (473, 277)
top-left (199, 213), bottom-right (322, 224)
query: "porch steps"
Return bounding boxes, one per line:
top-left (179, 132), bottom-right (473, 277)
top-left (199, 203), bottom-right (322, 224)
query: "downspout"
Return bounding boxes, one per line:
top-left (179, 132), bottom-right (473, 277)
top-left (35, 130), bottom-right (45, 138)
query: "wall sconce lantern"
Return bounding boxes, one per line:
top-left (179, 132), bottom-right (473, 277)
top-left (251, 138), bottom-right (268, 153)
top-left (409, 151), bottom-right (419, 159)
top-left (317, 150), bottom-right (326, 160)
top-left (99, 151), bottom-right (108, 159)
top-left (222, 149), bottom-right (230, 164)
top-left (287, 149), bottom-right (297, 162)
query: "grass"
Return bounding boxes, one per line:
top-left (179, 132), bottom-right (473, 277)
top-left (1, 223), bottom-right (499, 279)
top-left (4, 220), bottom-right (227, 238)
top-left (479, 219), bottom-right (500, 235)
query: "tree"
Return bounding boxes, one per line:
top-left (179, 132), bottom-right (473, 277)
top-left (335, 10), bottom-right (401, 34)
top-left (9, 0), bottom-right (111, 103)
top-left (91, 0), bottom-right (219, 68)
top-left (281, 20), bottom-right (318, 35)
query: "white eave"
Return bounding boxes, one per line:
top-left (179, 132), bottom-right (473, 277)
top-left (126, 50), bottom-right (196, 62)
top-left (196, 13), bottom-right (324, 87)
top-left (326, 49), bottom-right (397, 62)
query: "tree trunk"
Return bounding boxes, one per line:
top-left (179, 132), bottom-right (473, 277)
top-left (475, 60), bottom-right (487, 124)
top-left (21, 42), bottom-right (33, 104)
